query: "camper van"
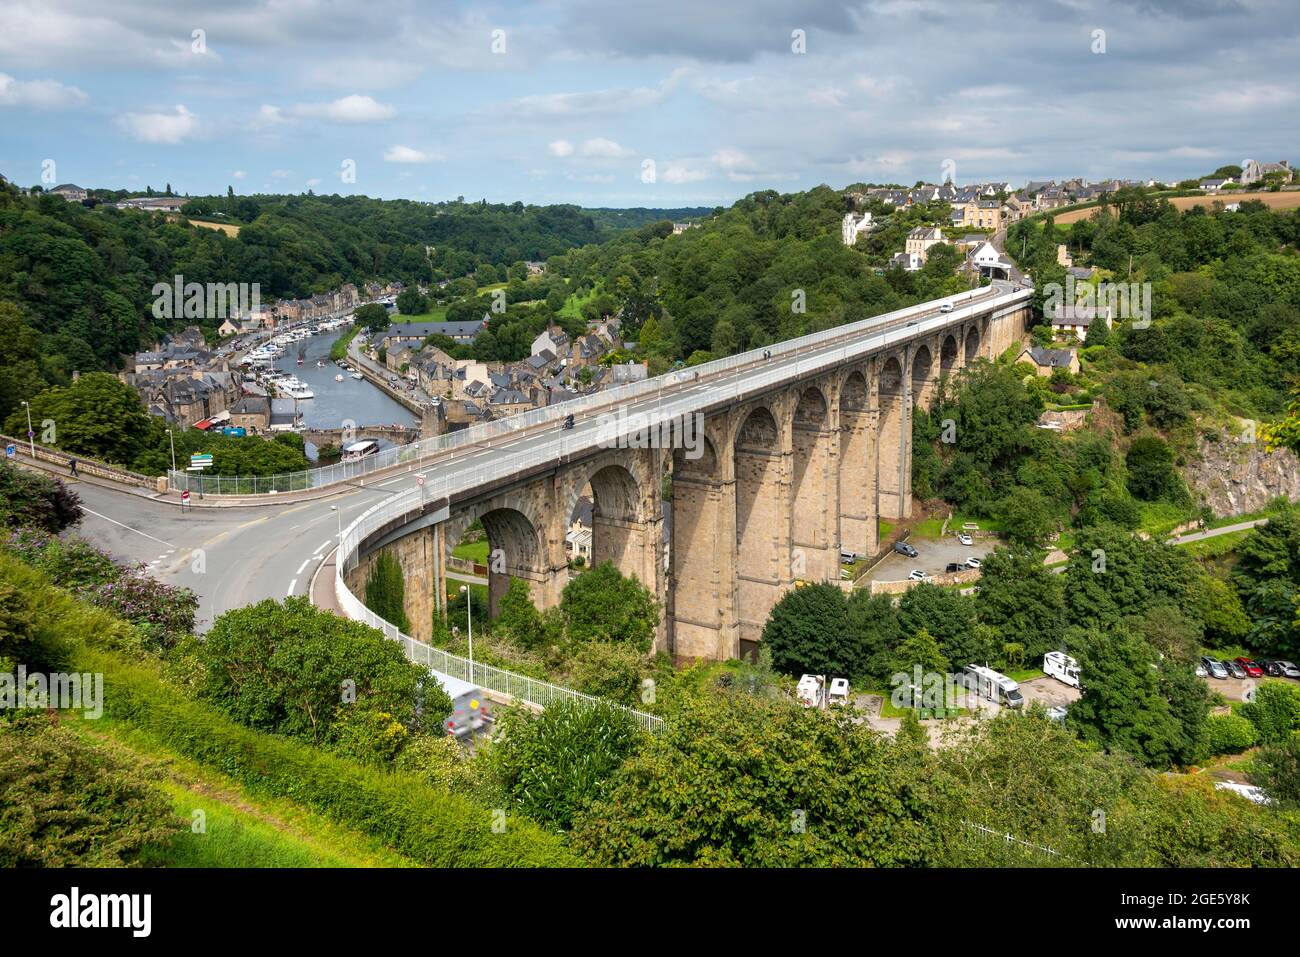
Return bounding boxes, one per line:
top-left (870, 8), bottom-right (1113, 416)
top-left (963, 664), bottom-right (1024, 709)
top-left (1043, 651), bottom-right (1081, 688)
top-left (796, 674), bottom-right (826, 709)
top-left (433, 670), bottom-right (491, 738)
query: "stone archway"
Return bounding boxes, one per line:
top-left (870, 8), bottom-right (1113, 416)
top-left (964, 325), bottom-right (981, 363)
top-left (477, 506), bottom-right (547, 617)
top-left (910, 343), bottom-right (935, 410)
top-left (734, 405), bottom-right (785, 648)
top-left (878, 355), bottom-right (909, 519)
top-left (838, 369), bottom-right (878, 558)
top-left (940, 333), bottom-right (960, 380)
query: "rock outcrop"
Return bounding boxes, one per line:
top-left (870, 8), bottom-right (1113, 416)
top-left (1184, 430), bottom-right (1300, 515)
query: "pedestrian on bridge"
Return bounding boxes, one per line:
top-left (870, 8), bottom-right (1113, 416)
top-left (68, 456), bottom-right (78, 478)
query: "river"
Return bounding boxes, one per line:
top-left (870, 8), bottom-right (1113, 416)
top-left (273, 328), bottom-right (417, 459)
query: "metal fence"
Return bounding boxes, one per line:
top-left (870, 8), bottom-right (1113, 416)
top-left (170, 284), bottom-right (1031, 495)
top-left (333, 484), bottom-right (665, 734)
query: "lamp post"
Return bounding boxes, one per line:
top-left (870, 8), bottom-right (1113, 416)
top-left (165, 428), bottom-right (177, 473)
top-left (460, 584), bottom-right (473, 679)
top-left (21, 400), bottom-right (34, 458)
top-left (330, 505), bottom-right (342, 547)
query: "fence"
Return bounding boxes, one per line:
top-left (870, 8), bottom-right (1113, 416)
top-left (334, 483), bottom-right (665, 734)
top-left (172, 284), bottom-right (1032, 495)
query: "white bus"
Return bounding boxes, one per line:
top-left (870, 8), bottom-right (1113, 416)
top-left (1043, 651), bottom-right (1081, 688)
top-left (963, 664), bottom-right (1024, 709)
top-left (433, 670), bottom-right (491, 738)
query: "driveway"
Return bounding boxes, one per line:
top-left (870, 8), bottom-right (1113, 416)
top-left (862, 534), bottom-right (996, 584)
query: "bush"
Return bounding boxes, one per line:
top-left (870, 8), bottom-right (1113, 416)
top-left (364, 551), bottom-right (409, 633)
top-left (561, 561), bottom-right (658, 651)
top-left (0, 460), bottom-right (81, 532)
top-left (569, 641), bottom-right (647, 706)
top-left (0, 713), bottom-right (179, 866)
top-left (492, 700), bottom-right (642, 831)
top-left (1202, 713), bottom-right (1258, 756)
top-left (1241, 682), bottom-right (1300, 745)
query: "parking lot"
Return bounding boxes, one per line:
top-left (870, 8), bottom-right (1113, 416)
top-left (1201, 672), bottom-right (1300, 702)
top-left (862, 534), bottom-right (997, 584)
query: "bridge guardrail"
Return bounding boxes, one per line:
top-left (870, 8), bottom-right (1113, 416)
top-left (334, 483), bottom-right (665, 734)
top-left (171, 285), bottom-right (1029, 495)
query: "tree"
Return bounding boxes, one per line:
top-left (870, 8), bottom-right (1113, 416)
top-left (364, 551), bottom-right (409, 633)
top-left (0, 460), bottom-right (80, 532)
top-left (396, 288), bottom-right (429, 316)
top-left (560, 562), bottom-right (658, 651)
top-left (975, 546), bottom-right (1064, 661)
top-left (998, 486), bottom-right (1058, 547)
top-left (568, 641), bottom-right (646, 705)
top-left (1240, 681), bottom-right (1300, 745)
top-left (896, 583), bottom-right (982, 667)
top-left (354, 303), bottom-right (390, 332)
top-left (496, 577), bottom-right (545, 648)
top-left (199, 597), bottom-right (449, 746)
top-left (1125, 435), bottom-right (1185, 503)
top-left (570, 689), bottom-right (941, 866)
top-left (761, 583), bottom-right (852, 677)
top-left (1251, 736), bottom-right (1300, 808)
top-left (3, 373), bottom-right (152, 466)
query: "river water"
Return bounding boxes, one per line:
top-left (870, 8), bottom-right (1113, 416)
top-left (273, 329), bottom-right (417, 458)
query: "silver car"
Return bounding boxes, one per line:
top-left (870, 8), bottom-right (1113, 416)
top-left (1201, 657), bottom-right (1229, 680)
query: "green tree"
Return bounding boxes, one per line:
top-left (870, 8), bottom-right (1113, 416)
top-left (0, 460), bottom-right (81, 532)
top-left (4, 373), bottom-right (152, 465)
top-left (1125, 435), bottom-right (1186, 503)
top-left (364, 551), bottom-right (409, 633)
top-left (496, 577), bottom-right (545, 648)
top-left (1251, 736), bottom-right (1300, 808)
top-left (354, 303), bottom-right (390, 332)
top-left (761, 583), bottom-right (852, 677)
top-left (975, 546), bottom-right (1064, 661)
top-left (561, 562), bottom-right (658, 651)
top-left (1240, 681), bottom-right (1300, 745)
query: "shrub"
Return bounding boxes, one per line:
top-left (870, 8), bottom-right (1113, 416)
top-left (1202, 713), bottom-right (1258, 756)
top-left (364, 550), bottom-right (409, 633)
top-left (1241, 682), bottom-right (1300, 745)
top-left (0, 460), bottom-right (81, 532)
top-left (492, 700), bottom-right (642, 831)
top-left (569, 641), bottom-right (647, 706)
top-left (0, 713), bottom-right (179, 866)
top-left (561, 562), bottom-right (658, 651)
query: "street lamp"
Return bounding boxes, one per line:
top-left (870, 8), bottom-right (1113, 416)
top-left (330, 505), bottom-right (342, 546)
top-left (21, 400), bottom-right (34, 458)
top-left (460, 584), bottom-right (473, 679)
top-left (165, 428), bottom-right (177, 473)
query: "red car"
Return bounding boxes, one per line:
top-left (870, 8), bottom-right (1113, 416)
top-left (1235, 657), bottom-right (1264, 678)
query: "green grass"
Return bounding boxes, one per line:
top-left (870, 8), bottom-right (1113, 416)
top-left (879, 520), bottom-right (896, 540)
top-left (452, 539), bottom-right (490, 564)
top-left (558, 283), bottom-right (602, 320)
top-left (398, 302), bottom-right (450, 323)
top-left (1138, 501), bottom-right (1198, 537)
top-left (1178, 529), bottom-right (1251, 560)
top-left (1005, 668), bottom-right (1046, 683)
top-left (73, 719), bottom-right (417, 868)
top-left (328, 325), bottom-right (361, 362)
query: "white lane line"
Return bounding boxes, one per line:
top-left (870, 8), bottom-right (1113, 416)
top-left (296, 558), bottom-right (310, 575)
top-left (286, 578), bottom-right (298, 596)
top-left (78, 506), bottom-right (173, 547)
top-left (314, 539), bottom-right (331, 555)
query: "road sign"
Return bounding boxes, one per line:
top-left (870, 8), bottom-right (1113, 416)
top-left (416, 474), bottom-right (425, 487)
top-left (181, 490), bottom-right (191, 501)
top-left (4, 445), bottom-right (14, 458)
top-left (190, 453), bottom-right (213, 469)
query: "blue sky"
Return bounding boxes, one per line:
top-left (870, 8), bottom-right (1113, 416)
top-left (0, 0), bottom-right (1296, 206)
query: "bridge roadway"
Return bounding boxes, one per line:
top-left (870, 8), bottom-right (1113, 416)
top-left (67, 283), bottom-right (1029, 638)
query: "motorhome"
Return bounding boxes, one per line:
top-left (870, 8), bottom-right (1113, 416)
top-left (796, 674), bottom-right (826, 709)
top-left (432, 670), bottom-right (490, 737)
top-left (1043, 651), bottom-right (1081, 688)
top-left (963, 664), bottom-right (1024, 709)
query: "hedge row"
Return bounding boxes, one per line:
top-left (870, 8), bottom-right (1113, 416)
top-left (75, 649), bottom-right (577, 867)
top-left (1, 553), bottom-right (578, 868)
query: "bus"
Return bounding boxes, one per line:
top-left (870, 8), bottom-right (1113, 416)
top-left (341, 439), bottom-right (378, 461)
top-left (432, 670), bottom-right (491, 738)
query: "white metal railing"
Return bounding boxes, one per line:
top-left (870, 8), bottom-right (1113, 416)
top-left (171, 284), bottom-right (1030, 495)
top-left (334, 487), bottom-right (665, 733)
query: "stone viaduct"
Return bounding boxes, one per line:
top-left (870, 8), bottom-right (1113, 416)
top-left (342, 286), bottom-right (1031, 662)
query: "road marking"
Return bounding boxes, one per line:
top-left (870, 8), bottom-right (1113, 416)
top-left (314, 539), bottom-right (331, 555)
top-left (78, 506), bottom-right (173, 547)
top-left (287, 578), bottom-right (297, 596)
top-left (296, 558), bottom-right (310, 575)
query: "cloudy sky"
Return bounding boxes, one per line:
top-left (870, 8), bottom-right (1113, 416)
top-left (0, 0), bottom-right (1295, 206)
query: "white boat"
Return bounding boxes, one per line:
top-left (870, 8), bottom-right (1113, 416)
top-left (335, 373), bottom-right (344, 382)
top-left (350, 372), bottom-right (363, 380)
top-left (277, 378), bottom-right (314, 400)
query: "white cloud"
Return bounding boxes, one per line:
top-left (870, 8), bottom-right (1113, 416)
top-left (661, 160), bottom-right (709, 184)
top-left (383, 145), bottom-right (439, 163)
top-left (711, 148), bottom-right (750, 170)
top-left (0, 72), bottom-right (87, 109)
top-left (270, 169), bottom-right (292, 179)
top-left (547, 139), bottom-right (574, 157)
top-left (253, 104), bottom-right (283, 128)
top-left (231, 169), bottom-right (247, 180)
top-left (117, 104), bottom-right (198, 144)
top-left (305, 177), bottom-right (321, 187)
top-left (579, 137), bottom-right (633, 158)
top-left (289, 94), bottom-right (395, 123)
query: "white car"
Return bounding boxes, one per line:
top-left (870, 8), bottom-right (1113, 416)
top-left (908, 569), bottom-right (930, 582)
top-left (957, 533), bottom-right (973, 546)
top-left (965, 557), bottom-right (982, 569)
top-left (939, 302), bottom-right (954, 313)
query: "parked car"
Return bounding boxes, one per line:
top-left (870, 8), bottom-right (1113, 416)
top-left (939, 302), bottom-right (954, 313)
top-left (1226, 660), bottom-right (1248, 679)
top-left (1201, 656), bottom-right (1229, 679)
top-left (965, 557), bottom-right (982, 569)
top-left (957, 532), bottom-right (973, 546)
top-left (945, 562), bottom-right (964, 573)
top-left (1236, 657), bottom-right (1264, 678)
top-left (840, 549), bottom-right (859, 563)
top-left (1261, 660), bottom-right (1284, 677)
top-left (894, 541), bottom-right (918, 558)
top-left (908, 569), bottom-right (930, 582)
top-left (1279, 661), bottom-right (1300, 678)
top-left (1195, 662), bottom-right (1208, 678)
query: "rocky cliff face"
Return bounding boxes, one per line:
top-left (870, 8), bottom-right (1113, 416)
top-left (1184, 432), bottom-right (1300, 515)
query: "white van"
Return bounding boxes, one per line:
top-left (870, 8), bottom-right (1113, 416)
top-left (828, 678), bottom-right (850, 706)
top-left (796, 674), bottom-right (826, 709)
top-left (963, 664), bottom-right (1024, 709)
top-left (434, 670), bottom-right (491, 737)
top-left (1043, 651), bottom-right (1081, 688)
